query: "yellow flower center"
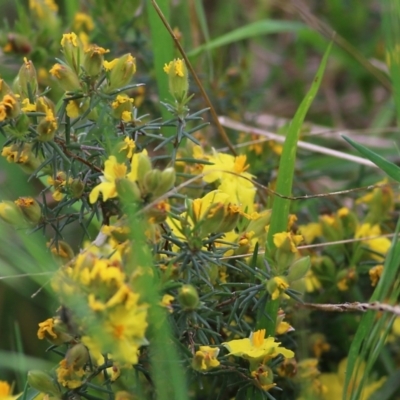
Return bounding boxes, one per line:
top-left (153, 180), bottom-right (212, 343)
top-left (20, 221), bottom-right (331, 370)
top-left (252, 329), bottom-right (266, 347)
top-left (233, 155), bottom-right (249, 174)
top-left (113, 163), bottom-right (127, 179)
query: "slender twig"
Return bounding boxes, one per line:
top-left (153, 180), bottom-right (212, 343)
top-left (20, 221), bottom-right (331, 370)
top-left (300, 301), bottom-right (400, 316)
top-left (151, 0), bottom-right (237, 156)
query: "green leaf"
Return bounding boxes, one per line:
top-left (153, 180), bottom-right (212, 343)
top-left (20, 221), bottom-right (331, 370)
top-left (146, 0), bottom-right (175, 137)
top-left (342, 136), bottom-right (400, 182)
top-left (258, 42), bottom-right (333, 334)
top-left (188, 20), bottom-right (308, 57)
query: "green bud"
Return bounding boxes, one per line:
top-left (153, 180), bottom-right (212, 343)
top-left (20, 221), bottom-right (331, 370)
top-left (115, 178), bottom-right (142, 203)
top-left (65, 343), bottom-right (89, 369)
top-left (27, 370), bottom-right (61, 396)
top-left (70, 179), bottom-right (85, 199)
top-left (275, 246), bottom-right (296, 274)
top-left (0, 201), bottom-right (26, 226)
top-left (178, 284), bottom-right (199, 310)
top-left (163, 59), bottom-right (189, 102)
top-left (83, 45), bottom-right (109, 78)
top-left (14, 197), bottom-right (41, 225)
top-left (18, 58), bottom-right (38, 98)
top-left (0, 78), bottom-right (13, 98)
top-left (136, 152), bottom-right (152, 189)
top-left (246, 211), bottom-right (271, 237)
top-left (105, 54), bottom-right (136, 93)
top-left (49, 63), bottom-right (81, 92)
top-left (15, 113), bottom-right (30, 136)
top-left (153, 167), bottom-right (176, 198)
top-left (287, 256), bottom-right (310, 282)
top-left (61, 33), bottom-right (84, 75)
top-left (143, 169), bottom-right (162, 195)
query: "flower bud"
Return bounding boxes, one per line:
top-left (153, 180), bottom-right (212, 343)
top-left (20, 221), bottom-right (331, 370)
top-left (136, 151), bottom-right (152, 189)
top-left (105, 53), bottom-right (136, 93)
top-left (0, 94), bottom-right (20, 121)
top-left (14, 197), bottom-right (41, 225)
top-left (61, 33), bottom-right (84, 74)
top-left (115, 178), bottom-right (142, 203)
top-left (70, 179), bottom-right (85, 199)
top-left (143, 169), bottom-right (162, 195)
top-left (0, 201), bottom-right (26, 226)
top-left (83, 44), bottom-right (109, 77)
top-left (266, 276), bottom-right (289, 300)
top-left (246, 211), bottom-right (271, 237)
top-left (217, 204), bottom-right (241, 233)
top-left (18, 57), bottom-right (38, 98)
top-left (36, 96), bottom-right (56, 115)
top-left (65, 343), bottom-right (89, 369)
top-left (251, 365), bottom-right (275, 391)
top-left (15, 113), bottom-right (30, 137)
top-left (49, 63), bottom-right (81, 92)
top-left (1, 143), bottom-right (42, 174)
top-left (3, 33), bottom-right (31, 54)
top-left (178, 284), bottom-right (200, 310)
top-left (163, 58), bottom-right (189, 102)
top-left (48, 240), bottom-right (75, 262)
top-left (37, 115), bottom-right (57, 141)
top-left (66, 98), bottom-right (89, 119)
top-left (152, 167), bottom-right (176, 198)
top-left (287, 256), bottom-right (310, 283)
top-left (0, 78), bottom-right (12, 98)
top-left (111, 94), bottom-right (133, 122)
top-left (27, 370), bottom-right (61, 396)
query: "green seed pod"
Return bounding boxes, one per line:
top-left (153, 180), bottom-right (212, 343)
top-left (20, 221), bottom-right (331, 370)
top-left (178, 284), bottom-right (200, 310)
top-left (14, 197), bottom-right (41, 225)
top-left (287, 256), bottom-right (310, 283)
top-left (27, 370), bottom-right (61, 396)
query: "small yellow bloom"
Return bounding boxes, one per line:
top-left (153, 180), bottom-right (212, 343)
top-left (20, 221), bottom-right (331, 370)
top-left (72, 12), bottom-right (95, 32)
top-left (222, 329), bottom-right (294, 362)
top-left (0, 381), bottom-right (20, 400)
top-left (192, 346), bottom-right (220, 371)
top-left (56, 359), bottom-right (85, 389)
top-left (273, 231), bottom-right (303, 253)
top-left (369, 264), bottom-right (383, 286)
top-left (21, 98), bottom-right (36, 112)
top-left (89, 156), bottom-right (128, 203)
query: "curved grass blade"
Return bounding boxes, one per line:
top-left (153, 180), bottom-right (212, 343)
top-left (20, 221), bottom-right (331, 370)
top-left (188, 20), bottom-right (308, 57)
top-left (258, 41), bottom-right (333, 334)
top-left (342, 136), bottom-right (400, 182)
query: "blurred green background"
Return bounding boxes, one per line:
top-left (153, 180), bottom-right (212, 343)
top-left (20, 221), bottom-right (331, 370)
top-left (0, 0), bottom-right (396, 392)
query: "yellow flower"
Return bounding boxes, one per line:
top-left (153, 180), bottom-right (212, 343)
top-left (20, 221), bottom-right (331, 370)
top-left (89, 156), bottom-right (127, 203)
top-left (222, 329), bottom-right (294, 363)
top-left (21, 98), bottom-right (36, 112)
top-left (202, 150), bottom-right (256, 212)
top-left (267, 276), bottom-right (289, 300)
top-left (192, 346), bottom-right (220, 371)
top-left (0, 381), bottom-right (20, 400)
top-left (369, 264), bottom-right (383, 286)
top-left (355, 223), bottom-right (391, 261)
top-left (299, 222), bottom-right (322, 244)
top-left (319, 358), bottom-right (386, 400)
top-left (56, 359), bottom-right (85, 389)
top-left (72, 12), bottom-right (95, 32)
top-left (273, 231), bottom-right (303, 253)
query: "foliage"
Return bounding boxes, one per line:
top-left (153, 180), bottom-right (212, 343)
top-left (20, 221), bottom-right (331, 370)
top-left (0, 1), bottom-right (400, 400)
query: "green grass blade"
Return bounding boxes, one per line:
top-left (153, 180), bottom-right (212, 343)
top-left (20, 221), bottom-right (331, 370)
top-left (344, 218), bottom-right (400, 399)
top-left (267, 41), bottom-right (333, 248)
top-left (258, 42), bottom-right (332, 335)
top-left (384, 0), bottom-right (400, 123)
top-left (342, 136), bottom-right (400, 182)
top-left (146, 0), bottom-right (175, 137)
top-left (63, 0), bottom-right (80, 23)
top-left (188, 20), bottom-right (308, 57)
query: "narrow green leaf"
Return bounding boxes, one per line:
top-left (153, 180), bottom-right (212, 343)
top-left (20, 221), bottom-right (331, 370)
top-left (188, 20), bottom-right (308, 57)
top-left (146, 0), bottom-right (175, 137)
top-left (64, 0), bottom-right (80, 23)
top-left (267, 41), bottom-right (333, 247)
top-left (344, 217), bottom-right (400, 399)
top-left (342, 136), bottom-right (400, 182)
top-left (258, 42), bottom-right (332, 334)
